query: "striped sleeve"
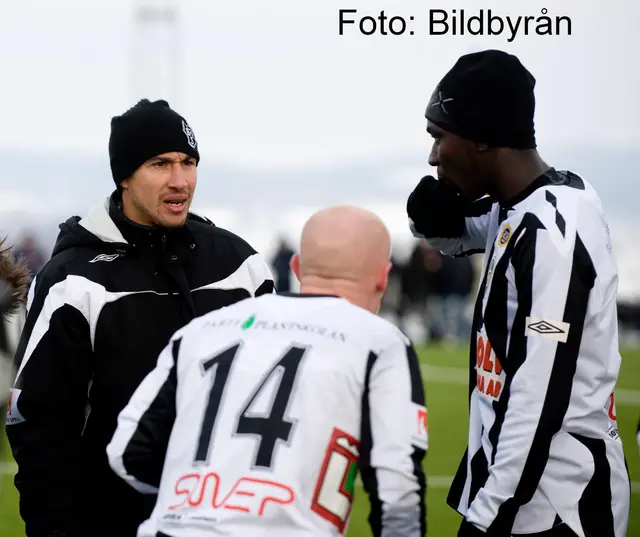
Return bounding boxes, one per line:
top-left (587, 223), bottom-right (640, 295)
top-left (359, 339), bottom-right (427, 537)
top-left (194, 252), bottom-right (275, 296)
top-left (463, 225), bottom-right (596, 535)
top-left (106, 338), bottom-right (180, 494)
top-left (411, 197), bottom-right (495, 257)
top-left (247, 253), bottom-right (276, 296)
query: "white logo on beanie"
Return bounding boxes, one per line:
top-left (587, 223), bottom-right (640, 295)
top-left (182, 119), bottom-right (197, 149)
top-left (430, 91), bottom-right (454, 115)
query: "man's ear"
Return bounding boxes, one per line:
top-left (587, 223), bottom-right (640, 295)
top-left (290, 253), bottom-right (301, 282)
top-left (375, 260), bottom-right (392, 294)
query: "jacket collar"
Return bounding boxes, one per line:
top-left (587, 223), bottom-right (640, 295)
top-left (77, 191), bottom-right (195, 253)
top-left (107, 190), bottom-right (195, 251)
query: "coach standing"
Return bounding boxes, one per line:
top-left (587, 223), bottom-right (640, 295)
top-left (406, 50), bottom-right (630, 537)
top-left (6, 99), bottom-right (275, 537)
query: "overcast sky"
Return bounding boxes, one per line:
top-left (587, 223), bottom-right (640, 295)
top-left (0, 0), bottom-right (638, 296)
top-left (0, 0), bottom-right (638, 168)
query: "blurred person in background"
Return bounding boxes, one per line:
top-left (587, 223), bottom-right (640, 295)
top-left (394, 240), bottom-right (434, 339)
top-left (6, 99), bottom-right (275, 537)
top-left (107, 205), bottom-right (427, 537)
top-left (406, 49), bottom-right (629, 537)
top-left (395, 239), bottom-right (443, 343)
top-left (12, 233), bottom-right (46, 291)
top-left (270, 235), bottom-right (295, 292)
top-left (428, 253), bottom-right (475, 344)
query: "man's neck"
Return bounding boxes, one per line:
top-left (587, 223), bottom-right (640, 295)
top-left (490, 150), bottom-right (550, 204)
top-left (109, 191), bottom-right (188, 250)
top-left (299, 278), bottom-right (374, 313)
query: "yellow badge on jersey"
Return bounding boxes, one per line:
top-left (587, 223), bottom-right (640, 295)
top-left (498, 223), bottom-right (512, 247)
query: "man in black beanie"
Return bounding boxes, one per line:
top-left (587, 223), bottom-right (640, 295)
top-left (108, 98), bottom-right (202, 228)
top-left (407, 50), bottom-right (630, 537)
top-left (407, 48), bottom-right (547, 236)
top-left (7, 99), bottom-right (276, 537)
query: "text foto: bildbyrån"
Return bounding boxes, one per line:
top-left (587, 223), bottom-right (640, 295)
top-left (338, 9), bottom-right (572, 42)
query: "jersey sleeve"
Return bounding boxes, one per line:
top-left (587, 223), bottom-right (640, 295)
top-left (462, 225), bottom-right (597, 535)
top-left (410, 196), bottom-right (495, 257)
top-left (107, 337), bottom-right (180, 494)
top-left (5, 273), bottom-right (94, 537)
top-left (359, 337), bottom-right (427, 537)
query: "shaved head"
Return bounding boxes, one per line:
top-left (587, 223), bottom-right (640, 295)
top-left (291, 205), bottom-right (392, 313)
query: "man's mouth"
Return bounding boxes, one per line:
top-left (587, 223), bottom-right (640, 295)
top-left (440, 176), bottom-right (463, 197)
top-left (163, 196), bottom-right (188, 213)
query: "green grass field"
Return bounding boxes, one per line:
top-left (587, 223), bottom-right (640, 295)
top-left (1, 345), bottom-right (639, 536)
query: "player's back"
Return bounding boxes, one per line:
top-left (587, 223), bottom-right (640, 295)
top-left (137, 293), bottom-right (427, 537)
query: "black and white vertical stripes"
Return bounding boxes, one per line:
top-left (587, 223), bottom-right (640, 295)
top-left (439, 170), bottom-right (630, 537)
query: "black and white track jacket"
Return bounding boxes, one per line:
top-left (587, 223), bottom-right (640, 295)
top-left (6, 191), bottom-right (274, 537)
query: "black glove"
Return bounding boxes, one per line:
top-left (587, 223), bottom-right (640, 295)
top-left (406, 175), bottom-right (467, 238)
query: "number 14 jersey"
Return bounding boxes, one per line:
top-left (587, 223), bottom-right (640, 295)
top-left (107, 293), bottom-right (428, 537)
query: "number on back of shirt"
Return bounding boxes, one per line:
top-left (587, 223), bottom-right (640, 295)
top-left (193, 339), bottom-right (361, 531)
top-left (195, 342), bottom-right (307, 469)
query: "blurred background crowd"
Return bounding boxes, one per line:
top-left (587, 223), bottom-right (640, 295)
top-left (3, 229), bottom-right (639, 357)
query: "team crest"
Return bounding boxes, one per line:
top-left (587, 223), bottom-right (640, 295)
top-left (498, 224), bottom-right (512, 247)
top-left (182, 119), bottom-right (197, 149)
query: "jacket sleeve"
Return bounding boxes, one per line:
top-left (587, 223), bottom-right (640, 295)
top-left (245, 252), bottom-right (275, 296)
top-left (359, 337), bottom-right (428, 537)
top-left (462, 226), bottom-right (597, 535)
top-left (410, 196), bottom-right (495, 258)
top-left (107, 336), bottom-right (179, 494)
top-left (6, 272), bottom-right (94, 537)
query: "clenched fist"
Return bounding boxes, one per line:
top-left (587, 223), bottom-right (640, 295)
top-left (406, 175), bottom-right (467, 238)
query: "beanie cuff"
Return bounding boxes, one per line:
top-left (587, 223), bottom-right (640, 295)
top-left (427, 113), bottom-right (536, 149)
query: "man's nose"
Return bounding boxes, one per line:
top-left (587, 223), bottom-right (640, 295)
top-left (428, 144), bottom-right (439, 167)
top-left (167, 164), bottom-right (189, 189)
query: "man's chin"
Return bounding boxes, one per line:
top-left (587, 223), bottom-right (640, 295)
top-left (155, 214), bottom-right (188, 228)
top-left (155, 203), bottom-right (191, 228)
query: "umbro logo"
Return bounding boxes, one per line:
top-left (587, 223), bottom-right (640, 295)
top-left (528, 321), bottom-right (562, 334)
top-left (525, 317), bottom-right (570, 343)
top-left (89, 253), bottom-right (120, 263)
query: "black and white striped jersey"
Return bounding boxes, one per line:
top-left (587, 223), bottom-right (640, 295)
top-left (412, 168), bottom-right (630, 537)
top-left (107, 293), bottom-right (427, 537)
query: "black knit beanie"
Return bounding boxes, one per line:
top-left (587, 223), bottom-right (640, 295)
top-left (425, 49), bottom-right (537, 149)
top-left (108, 99), bottom-right (200, 186)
